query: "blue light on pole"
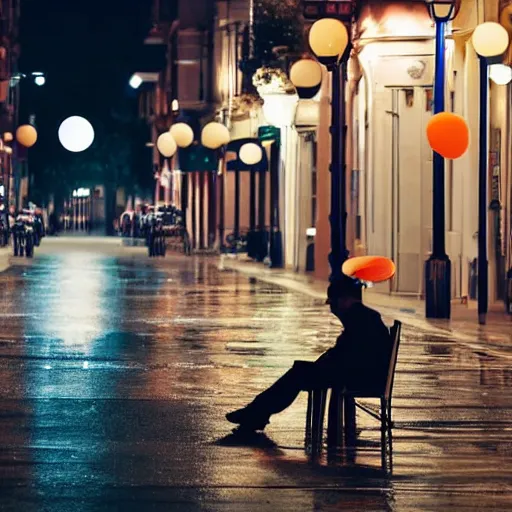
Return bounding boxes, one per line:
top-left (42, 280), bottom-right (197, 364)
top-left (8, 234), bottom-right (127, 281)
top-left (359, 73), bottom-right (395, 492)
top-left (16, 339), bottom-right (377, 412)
top-left (424, 0), bottom-right (457, 319)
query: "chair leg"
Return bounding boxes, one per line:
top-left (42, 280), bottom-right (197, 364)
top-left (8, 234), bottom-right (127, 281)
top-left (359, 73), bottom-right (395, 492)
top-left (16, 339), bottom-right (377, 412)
top-left (380, 398), bottom-right (387, 432)
top-left (344, 396), bottom-right (356, 446)
top-left (305, 391), bottom-right (313, 444)
top-left (311, 389), bottom-right (327, 453)
top-left (327, 390), bottom-right (343, 448)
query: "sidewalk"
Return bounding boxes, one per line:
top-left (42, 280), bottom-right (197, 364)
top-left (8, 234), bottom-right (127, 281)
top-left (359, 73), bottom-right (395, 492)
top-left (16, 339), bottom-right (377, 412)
top-left (217, 253), bottom-right (512, 355)
top-left (0, 246), bottom-right (10, 272)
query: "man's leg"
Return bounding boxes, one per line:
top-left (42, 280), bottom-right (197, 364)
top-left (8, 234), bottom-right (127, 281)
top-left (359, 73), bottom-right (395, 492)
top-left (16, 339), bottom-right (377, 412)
top-left (226, 360), bottom-right (326, 429)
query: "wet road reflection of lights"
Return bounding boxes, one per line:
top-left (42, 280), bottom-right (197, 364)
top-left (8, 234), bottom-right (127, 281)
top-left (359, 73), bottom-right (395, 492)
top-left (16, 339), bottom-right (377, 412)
top-left (19, 253), bottom-right (127, 499)
top-left (30, 254), bottom-right (115, 356)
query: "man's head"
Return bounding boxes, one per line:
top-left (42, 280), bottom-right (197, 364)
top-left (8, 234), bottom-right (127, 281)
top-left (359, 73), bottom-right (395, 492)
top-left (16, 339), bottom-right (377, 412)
top-left (326, 275), bottom-right (363, 320)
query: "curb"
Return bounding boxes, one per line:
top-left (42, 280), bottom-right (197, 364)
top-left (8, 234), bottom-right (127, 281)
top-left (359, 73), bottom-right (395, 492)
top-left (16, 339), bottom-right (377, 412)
top-left (0, 247), bottom-right (11, 273)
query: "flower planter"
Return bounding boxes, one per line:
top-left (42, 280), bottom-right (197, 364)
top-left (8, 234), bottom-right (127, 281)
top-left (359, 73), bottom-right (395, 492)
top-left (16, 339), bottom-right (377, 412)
top-left (260, 93), bottom-right (298, 127)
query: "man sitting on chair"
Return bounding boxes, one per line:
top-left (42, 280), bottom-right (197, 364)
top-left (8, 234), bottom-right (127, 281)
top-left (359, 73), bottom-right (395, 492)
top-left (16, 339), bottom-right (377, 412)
top-left (226, 275), bottom-right (393, 432)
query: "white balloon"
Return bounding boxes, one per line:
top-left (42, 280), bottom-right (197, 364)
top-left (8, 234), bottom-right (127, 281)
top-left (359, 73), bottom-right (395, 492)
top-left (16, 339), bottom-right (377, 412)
top-left (59, 116), bottom-right (94, 153)
top-left (58, 116), bottom-right (95, 153)
top-left (239, 143), bottom-right (263, 166)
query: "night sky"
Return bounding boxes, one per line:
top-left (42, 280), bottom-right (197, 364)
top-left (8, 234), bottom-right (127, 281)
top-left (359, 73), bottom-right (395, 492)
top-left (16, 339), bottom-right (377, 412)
top-left (18, 0), bottom-right (154, 200)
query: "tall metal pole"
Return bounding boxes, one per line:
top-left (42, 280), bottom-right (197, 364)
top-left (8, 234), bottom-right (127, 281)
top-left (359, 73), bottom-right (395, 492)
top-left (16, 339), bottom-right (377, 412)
top-left (478, 56), bottom-right (489, 325)
top-left (425, 18), bottom-right (451, 319)
top-left (328, 60), bottom-right (349, 281)
top-left (218, 157), bottom-right (225, 252)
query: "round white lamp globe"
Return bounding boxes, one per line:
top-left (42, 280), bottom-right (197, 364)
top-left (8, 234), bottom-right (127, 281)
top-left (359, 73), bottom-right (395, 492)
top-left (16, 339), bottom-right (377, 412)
top-left (489, 64), bottom-right (512, 85)
top-left (201, 122), bottom-right (230, 149)
top-left (157, 132), bottom-right (177, 157)
top-left (58, 116), bottom-right (95, 152)
top-left (472, 22), bottom-right (510, 58)
top-left (169, 123), bottom-right (194, 148)
top-left (240, 143), bottom-right (263, 166)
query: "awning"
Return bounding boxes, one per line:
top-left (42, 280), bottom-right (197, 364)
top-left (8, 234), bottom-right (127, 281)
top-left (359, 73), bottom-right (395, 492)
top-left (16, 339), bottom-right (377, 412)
top-left (178, 144), bottom-right (218, 172)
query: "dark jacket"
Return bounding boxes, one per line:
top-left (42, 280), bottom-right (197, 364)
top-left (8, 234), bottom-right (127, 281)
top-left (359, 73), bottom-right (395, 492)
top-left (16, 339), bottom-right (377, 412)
top-left (319, 303), bottom-right (393, 389)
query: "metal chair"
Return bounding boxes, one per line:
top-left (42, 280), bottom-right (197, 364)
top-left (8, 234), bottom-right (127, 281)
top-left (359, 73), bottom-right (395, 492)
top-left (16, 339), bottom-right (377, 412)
top-left (305, 320), bottom-right (402, 452)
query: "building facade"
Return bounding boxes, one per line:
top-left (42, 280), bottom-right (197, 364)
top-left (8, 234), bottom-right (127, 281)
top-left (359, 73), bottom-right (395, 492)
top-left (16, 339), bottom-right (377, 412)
top-left (0, 0), bottom-right (20, 210)
top-left (138, 0), bottom-right (512, 311)
top-left (343, 0), bottom-right (511, 309)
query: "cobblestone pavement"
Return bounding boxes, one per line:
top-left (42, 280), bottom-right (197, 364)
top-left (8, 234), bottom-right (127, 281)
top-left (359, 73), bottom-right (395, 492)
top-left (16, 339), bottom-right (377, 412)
top-left (0, 240), bottom-right (511, 511)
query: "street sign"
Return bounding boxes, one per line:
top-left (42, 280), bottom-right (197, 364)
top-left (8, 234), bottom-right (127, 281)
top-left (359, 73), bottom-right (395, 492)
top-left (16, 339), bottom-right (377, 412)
top-left (303, 0), bottom-right (354, 21)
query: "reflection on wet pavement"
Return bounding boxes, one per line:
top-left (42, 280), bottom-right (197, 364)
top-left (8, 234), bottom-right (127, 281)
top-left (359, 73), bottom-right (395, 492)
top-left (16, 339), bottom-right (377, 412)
top-left (0, 245), bottom-right (511, 510)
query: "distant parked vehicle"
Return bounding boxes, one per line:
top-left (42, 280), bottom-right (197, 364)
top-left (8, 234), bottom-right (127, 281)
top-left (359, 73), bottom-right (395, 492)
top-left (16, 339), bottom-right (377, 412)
top-left (12, 212), bottom-right (36, 258)
top-left (142, 205), bottom-right (190, 257)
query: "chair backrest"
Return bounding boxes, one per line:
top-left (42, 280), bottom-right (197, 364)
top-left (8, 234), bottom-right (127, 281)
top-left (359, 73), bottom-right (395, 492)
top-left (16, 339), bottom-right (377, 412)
top-left (384, 320), bottom-right (402, 400)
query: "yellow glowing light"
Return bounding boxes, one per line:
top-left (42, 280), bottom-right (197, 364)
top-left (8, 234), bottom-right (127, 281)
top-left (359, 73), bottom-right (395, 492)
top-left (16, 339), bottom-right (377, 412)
top-left (290, 59), bottom-right (322, 88)
top-left (157, 132), bottom-right (177, 157)
top-left (16, 125), bottom-right (38, 148)
top-left (201, 122), bottom-right (230, 149)
top-left (170, 123), bottom-right (194, 148)
top-left (309, 19), bottom-right (348, 59)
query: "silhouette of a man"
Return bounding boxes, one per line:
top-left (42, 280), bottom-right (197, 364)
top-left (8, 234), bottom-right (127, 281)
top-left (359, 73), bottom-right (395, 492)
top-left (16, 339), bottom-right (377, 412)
top-left (226, 275), bottom-right (392, 431)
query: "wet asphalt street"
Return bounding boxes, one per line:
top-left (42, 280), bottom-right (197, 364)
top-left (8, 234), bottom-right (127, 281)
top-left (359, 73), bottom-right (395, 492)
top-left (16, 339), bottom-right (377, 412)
top-left (0, 239), bottom-right (511, 511)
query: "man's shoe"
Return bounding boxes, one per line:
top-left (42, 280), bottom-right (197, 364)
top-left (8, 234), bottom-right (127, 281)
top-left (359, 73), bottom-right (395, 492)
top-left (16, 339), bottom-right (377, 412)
top-left (226, 407), bottom-right (269, 431)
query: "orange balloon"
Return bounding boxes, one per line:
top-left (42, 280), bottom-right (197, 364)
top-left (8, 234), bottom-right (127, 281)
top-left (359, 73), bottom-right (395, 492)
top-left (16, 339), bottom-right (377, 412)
top-left (342, 256), bottom-right (396, 283)
top-left (426, 112), bottom-right (469, 159)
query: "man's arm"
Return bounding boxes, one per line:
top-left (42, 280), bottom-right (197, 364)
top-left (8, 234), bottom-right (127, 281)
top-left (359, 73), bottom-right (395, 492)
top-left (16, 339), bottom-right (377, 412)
top-left (315, 334), bottom-right (345, 364)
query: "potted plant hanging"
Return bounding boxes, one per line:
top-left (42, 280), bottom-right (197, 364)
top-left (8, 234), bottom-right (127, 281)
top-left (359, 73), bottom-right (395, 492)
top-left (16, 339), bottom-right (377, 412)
top-left (252, 67), bottom-right (298, 127)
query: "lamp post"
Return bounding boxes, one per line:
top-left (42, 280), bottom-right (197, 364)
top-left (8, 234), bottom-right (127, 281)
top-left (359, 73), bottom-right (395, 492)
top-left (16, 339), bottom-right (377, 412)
top-left (240, 141), bottom-right (264, 259)
top-left (201, 122), bottom-right (231, 251)
top-left (472, 22), bottom-right (509, 324)
top-left (424, 0), bottom-right (457, 319)
top-left (307, 18), bottom-right (350, 281)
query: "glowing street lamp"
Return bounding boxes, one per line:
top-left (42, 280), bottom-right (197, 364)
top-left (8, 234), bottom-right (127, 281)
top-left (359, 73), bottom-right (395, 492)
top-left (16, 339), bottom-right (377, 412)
top-left (423, 0), bottom-right (457, 319)
top-left (472, 22), bottom-right (510, 324)
top-left (58, 116), bottom-right (95, 153)
top-left (169, 123), bottom-right (194, 148)
top-left (289, 59), bottom-right (322, 99)
top-left (129, 72), bottom-right (159, 89)
top-left (239, 143), bottom-right (263, 166)
top-left (201, 122), bottom-right (231, 150)
top-left (16, 125), bottom-right (38, 148)
top-left (489, 64), bottom-right (512, 85)
top-left (129, 74), bottom-right (143, 89)
top-left (156, 132), bottom-right (177, 158)
top-left (31, 72), bottom-right (46, 86)
top-left (306, 17), bottom-right (350, 281)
